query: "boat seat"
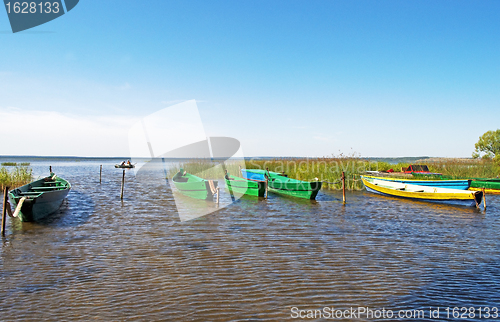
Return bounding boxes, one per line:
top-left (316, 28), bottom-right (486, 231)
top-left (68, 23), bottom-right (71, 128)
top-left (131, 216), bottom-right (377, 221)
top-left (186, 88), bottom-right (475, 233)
top-left (31, 186), bottom-right (65, 191)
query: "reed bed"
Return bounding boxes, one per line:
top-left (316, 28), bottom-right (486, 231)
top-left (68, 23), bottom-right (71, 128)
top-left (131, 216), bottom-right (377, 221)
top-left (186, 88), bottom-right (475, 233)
top-left (0, 166), bottom-right (33, 192)
top-left (1, 162), bottom-right (30, 166)
top-left (426, 159), bottom-right (500, 179)
top-left (169, 157), bottom-right (500, 191)
top-left (167, 159), bottom-right (245, 180)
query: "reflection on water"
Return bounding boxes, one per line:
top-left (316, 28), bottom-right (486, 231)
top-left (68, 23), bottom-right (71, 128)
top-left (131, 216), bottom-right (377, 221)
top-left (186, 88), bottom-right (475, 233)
top-left (1, 161), bottom-right (500, 321)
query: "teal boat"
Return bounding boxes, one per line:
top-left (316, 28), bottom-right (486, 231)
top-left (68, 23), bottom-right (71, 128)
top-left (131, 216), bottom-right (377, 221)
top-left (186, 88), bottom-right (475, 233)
top-left (242, 169), bottom-right (321, 200)
top-left (172, 168), bottom-right (218, 200)
top-left (225, 172), bottom-right (266, 197)
top-left (8, 172), bottom-right (71, 222)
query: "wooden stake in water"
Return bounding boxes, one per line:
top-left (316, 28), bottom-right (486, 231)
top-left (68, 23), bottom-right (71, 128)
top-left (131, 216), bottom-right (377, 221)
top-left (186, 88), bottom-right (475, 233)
top-left (99, 165), bottom-right (102, 184)
top-left (2, 186), bottom-right (9, 236)
top-left (342, 172), bottom-right (346, 204)
top-left (483, 188), bottom-right (486, 210)
top-left (216, 187), bottom-right (220, 206)
top-left (120, 169), bottom-right (125, 200)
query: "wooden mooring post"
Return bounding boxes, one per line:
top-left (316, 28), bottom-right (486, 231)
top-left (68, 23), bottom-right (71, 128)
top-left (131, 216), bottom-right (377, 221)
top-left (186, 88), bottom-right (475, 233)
top-left (216, 187), bottom-right (220, 206)
top-left (342, 172), bottom-right (346, 204)
top-left (120, 169), bottom-right (125, 200)
top-left (99, 165), bottom-right (102, 184)
top-left (483, 188), bottom-right (486, 210)
top-left (2, 186), bottom-right (9, 236)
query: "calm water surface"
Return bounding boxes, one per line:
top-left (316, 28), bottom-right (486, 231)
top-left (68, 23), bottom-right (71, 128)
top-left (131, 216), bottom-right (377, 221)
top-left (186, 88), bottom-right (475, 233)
top-left (1, 161), bottom-right (500, 321)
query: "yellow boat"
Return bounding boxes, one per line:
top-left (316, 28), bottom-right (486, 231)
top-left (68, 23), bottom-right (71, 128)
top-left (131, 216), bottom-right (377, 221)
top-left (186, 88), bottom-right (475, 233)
top-left (361, 176), bottom-right (483, 208)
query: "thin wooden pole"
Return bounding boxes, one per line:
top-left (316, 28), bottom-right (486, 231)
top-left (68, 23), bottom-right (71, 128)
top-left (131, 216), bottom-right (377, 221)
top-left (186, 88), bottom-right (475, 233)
top-left (120, 169), bottom-right (125, 200)
top-left (342, 172), bottom-right (346, 204)
top-left (99, 165), bottom-right (102, 184)
top-left (2, 186), bottom-right (9, 236)
top-left (265, 178), bottom-right (268, 199)
top-left (483, 188), bottom-right (486, 210)
top-left (216, 187), bottom-right (220, 206)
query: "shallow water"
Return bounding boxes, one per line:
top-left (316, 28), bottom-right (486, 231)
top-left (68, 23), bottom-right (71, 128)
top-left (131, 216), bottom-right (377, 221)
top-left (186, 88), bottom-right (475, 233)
top-left (1, 160), bottom-right (500, 321)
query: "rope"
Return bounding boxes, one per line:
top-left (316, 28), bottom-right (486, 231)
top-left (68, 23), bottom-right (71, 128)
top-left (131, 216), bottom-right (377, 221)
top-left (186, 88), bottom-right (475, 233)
top-left (11, 197), bottom-right (26, 218)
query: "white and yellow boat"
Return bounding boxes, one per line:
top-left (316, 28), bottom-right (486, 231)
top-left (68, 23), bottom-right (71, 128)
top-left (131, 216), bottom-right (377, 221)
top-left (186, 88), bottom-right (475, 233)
top-left (361, 176), bottom-right (483, 208)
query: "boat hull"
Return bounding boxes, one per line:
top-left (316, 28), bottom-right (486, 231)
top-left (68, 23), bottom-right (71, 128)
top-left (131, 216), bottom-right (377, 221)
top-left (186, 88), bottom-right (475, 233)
top-left (172, 180), bottom-right (217, 200)
top-left (361, 176), bottom-right (482, 207)
top-left (115, 164), bottom-right (134, 168)
top-left (470, 179), bottom-right (500, 191)
top-left (225, 175), bottom-right (265, 197)
top-left (172, 170), bottom-right (217, 200)
top-left (8, 176), bottom-right (71, 222)
top-left (364, 175), bottom-right (471, 190)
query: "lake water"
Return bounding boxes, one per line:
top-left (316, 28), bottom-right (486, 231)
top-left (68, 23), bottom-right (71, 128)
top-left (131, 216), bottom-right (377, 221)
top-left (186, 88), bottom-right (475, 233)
top-left (1, 160), bottom-right (500, 321)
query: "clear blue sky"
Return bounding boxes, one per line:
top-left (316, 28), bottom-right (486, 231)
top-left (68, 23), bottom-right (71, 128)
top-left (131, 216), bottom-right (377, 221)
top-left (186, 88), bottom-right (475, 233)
top-left (1, 1), bottom-right (499, 157)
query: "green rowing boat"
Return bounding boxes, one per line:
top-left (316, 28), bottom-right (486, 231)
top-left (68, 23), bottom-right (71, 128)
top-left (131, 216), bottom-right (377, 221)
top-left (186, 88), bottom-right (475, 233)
top-left (8, 172), bottom-right (71, 222)
top-left (242, 169), bottom-right (322, 200)
top-left (172, 168), bottom-right (218, 200)
top-left (225, 172), bottom-right (266, 197)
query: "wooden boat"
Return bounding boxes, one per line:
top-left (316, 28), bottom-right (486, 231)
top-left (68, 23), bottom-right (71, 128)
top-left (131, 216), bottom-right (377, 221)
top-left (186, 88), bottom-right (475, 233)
top-left (241, 169), bottom-right (321, 200)
top-left (361, 176), bottom-right (483, 207)
top-left (363, 175), bottom-right (471, 190)
top-left (469, 178), bottom-right (500, 194)
top-left (8, 172), bottom-right (71, 222)
top-left (171, 168), bottom-right (218, 200)
top-left (225, 172), bottom-right (266, 197)
top-left (115, 163), bottom-right (135, 168)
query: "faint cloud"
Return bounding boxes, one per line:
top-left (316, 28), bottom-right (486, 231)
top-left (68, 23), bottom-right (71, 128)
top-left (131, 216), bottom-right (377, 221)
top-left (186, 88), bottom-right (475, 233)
top-left (0, 108), bottom-right (137, 156)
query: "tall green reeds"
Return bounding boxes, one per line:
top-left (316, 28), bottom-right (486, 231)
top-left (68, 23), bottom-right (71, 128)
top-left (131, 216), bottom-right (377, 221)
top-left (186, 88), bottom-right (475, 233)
top-left (0, 166), bottom-right (33, 191)
top-left (168, 157), bottom-right (500, 191)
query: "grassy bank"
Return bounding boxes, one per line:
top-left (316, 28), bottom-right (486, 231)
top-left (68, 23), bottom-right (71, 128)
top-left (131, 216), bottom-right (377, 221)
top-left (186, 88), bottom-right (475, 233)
top-left (0, 166), bottom-right (33, 191)
top-left (169, 157), bottom-right (500, 191)
top-left (1, 162), bottom-right (30, 166)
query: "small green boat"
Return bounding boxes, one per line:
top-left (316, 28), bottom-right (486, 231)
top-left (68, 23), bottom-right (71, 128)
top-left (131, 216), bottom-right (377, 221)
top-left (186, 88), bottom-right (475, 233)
top-left (242, 169), bottom-right (322, 200)
top-left (225, 172), bottom-right (266, 197)
top-left (8, 172), bottom-right (71, 222)
top-left (172, 168), bottom-right (218, 200)
top-left (469, 179), bottom-right (500, 194)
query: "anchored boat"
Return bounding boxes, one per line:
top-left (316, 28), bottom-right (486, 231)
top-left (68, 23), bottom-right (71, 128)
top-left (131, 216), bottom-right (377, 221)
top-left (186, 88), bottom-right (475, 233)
top-left (8, 172), bottom-right (71, 222)
top-left (171, 168), bottom-right (218, 200)
top-left (225, 171), bottom-right (266, 197)
top-left (361, 176), bottom-right (483, 207)
top-left (241, 169), bottom-right (321, 200)
top-left (362, 175), bottom-right (471, 190)
top-left (115, 163), bottom-right (135, 169)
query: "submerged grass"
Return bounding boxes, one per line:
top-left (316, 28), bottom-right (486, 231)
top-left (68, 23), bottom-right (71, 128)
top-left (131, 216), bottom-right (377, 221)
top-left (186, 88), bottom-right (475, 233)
top-left (0, 166), bottom-right (33, 192)
top-left (169, 156), bottom-right (500, 191)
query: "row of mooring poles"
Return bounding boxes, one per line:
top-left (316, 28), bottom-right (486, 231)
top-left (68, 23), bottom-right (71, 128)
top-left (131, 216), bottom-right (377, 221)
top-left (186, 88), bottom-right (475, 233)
top-left (97, 165), bottom-right (124, 200)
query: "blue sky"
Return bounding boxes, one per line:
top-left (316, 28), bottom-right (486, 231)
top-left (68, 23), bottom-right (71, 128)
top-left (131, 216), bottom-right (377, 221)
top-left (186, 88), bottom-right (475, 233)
top-left (1, 1), bottom-right (499, 157)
